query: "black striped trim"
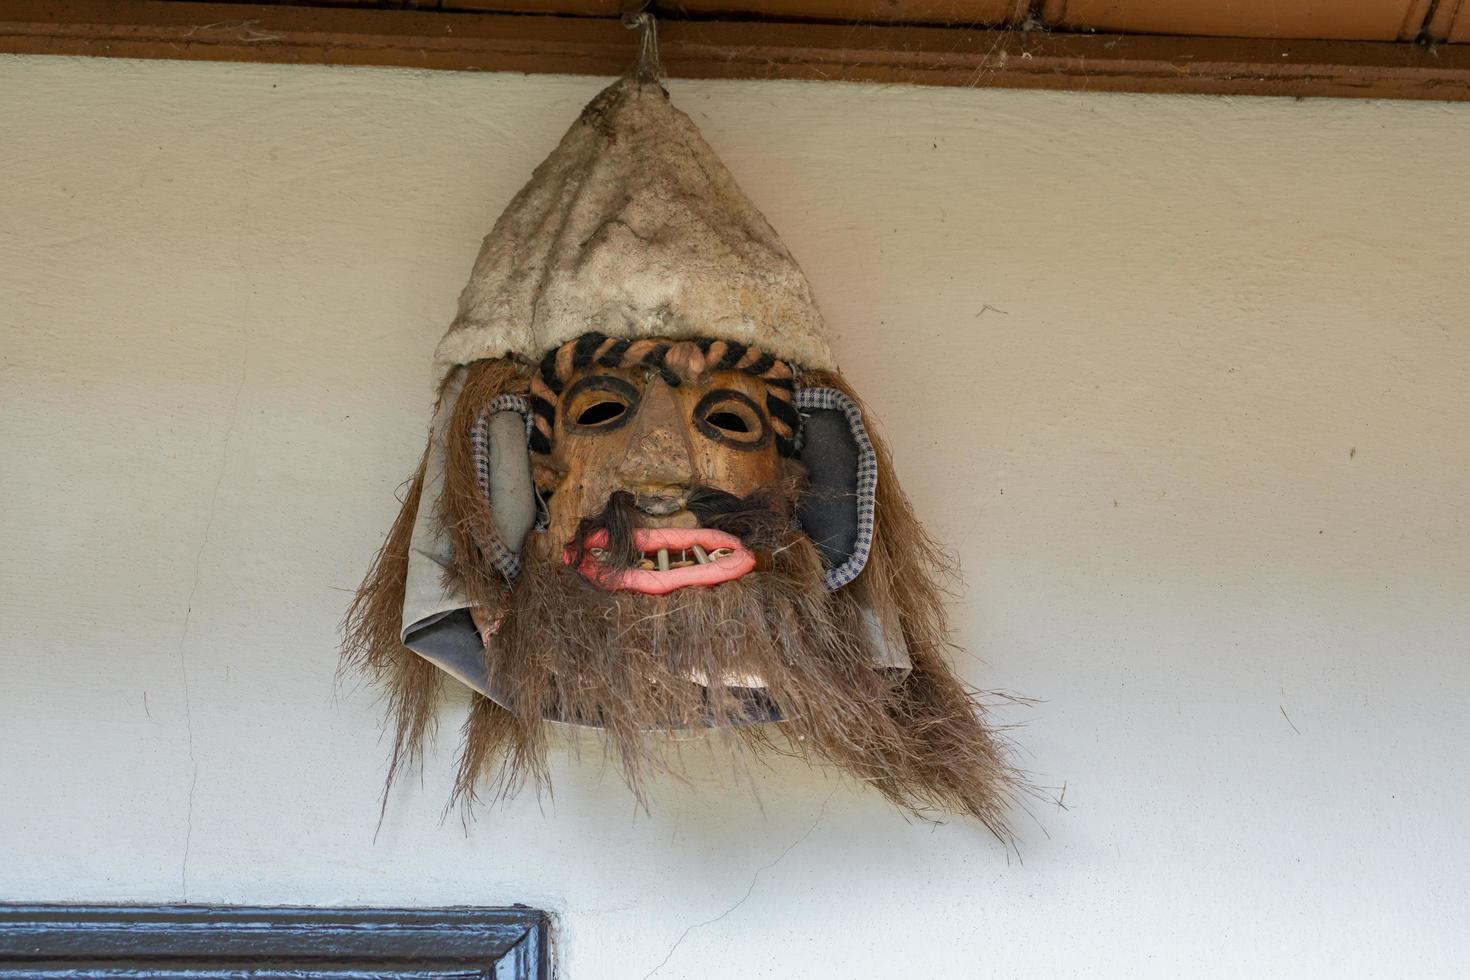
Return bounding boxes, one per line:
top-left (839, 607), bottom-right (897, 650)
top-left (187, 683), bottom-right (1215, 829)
top-left (745, 352), bottom-right (776, 376)
top-left (537, 349), bottom-right (564, 396)
top-left (597, 338), bottom-right (633, 368)
top-left (767, 392), bottom-right (801, 433)
top-left (572, 332), bottom-right (604, 369)
top-left (715, 342), bottom-right (747, 370)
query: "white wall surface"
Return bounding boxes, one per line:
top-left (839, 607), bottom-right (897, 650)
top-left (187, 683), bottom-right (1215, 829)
top-left (3, 54), bottom-right (1468, 979)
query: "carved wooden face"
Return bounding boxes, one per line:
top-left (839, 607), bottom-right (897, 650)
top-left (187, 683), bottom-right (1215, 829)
top-left (531, 340), bottom-right (791, 594)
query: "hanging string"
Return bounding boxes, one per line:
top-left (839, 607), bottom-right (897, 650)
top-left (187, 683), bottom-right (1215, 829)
top-left (621, 3), bottom-right (665, 84)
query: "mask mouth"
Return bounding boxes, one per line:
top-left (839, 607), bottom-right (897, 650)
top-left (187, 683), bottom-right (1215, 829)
top-left (565, 527), bottom-right (756, 595)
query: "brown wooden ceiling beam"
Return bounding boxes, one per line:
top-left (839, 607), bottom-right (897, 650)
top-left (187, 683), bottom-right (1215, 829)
top-left (2, 0), bottom-right (1467, 101)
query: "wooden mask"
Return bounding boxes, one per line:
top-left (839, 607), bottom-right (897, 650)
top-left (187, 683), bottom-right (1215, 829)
top-left (532, 338), bottom-right (791, 594)
top-left (342, 78), bottom-right (1022, 835)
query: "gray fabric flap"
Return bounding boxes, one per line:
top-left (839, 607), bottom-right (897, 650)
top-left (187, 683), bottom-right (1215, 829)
top-left (862, 604), bottom-right (912, 674)
top-left (403, 608), bottom-right (491, 696)
top-left (401, 368), bottom-right (472, 639)
top-left (796, 407), bottom-right (860, 569)
top-left (485, 409), bottom-right (537, 555)
top-left (793, 387), bottom-right (878, 591)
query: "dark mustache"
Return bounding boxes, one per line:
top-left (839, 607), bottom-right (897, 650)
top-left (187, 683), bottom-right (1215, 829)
top-left (686, 486), bottom-right (789, 549)
top-left (570, 490), bottom-right (638, 572)
top-left (569, 487), bottom-right (790, 573)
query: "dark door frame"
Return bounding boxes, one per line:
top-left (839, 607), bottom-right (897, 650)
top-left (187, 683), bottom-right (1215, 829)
top-left (0, 904), bottom-right (550, 979)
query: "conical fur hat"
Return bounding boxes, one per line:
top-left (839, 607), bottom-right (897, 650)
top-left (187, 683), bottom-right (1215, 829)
top-left (434, 78), bottom-right (835, 376)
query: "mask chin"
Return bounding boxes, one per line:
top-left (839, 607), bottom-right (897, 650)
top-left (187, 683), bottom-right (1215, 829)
top-left (793, 387), bottom-right (877, 591)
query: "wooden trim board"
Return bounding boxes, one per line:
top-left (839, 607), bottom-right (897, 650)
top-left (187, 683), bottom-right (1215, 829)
top-left (1, 0), bottom-right (1467, 100)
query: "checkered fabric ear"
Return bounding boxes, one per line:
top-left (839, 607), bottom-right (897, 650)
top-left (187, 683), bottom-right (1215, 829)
top-left (793, 387), bottom-right (878, 591)
top-left (470, 394), bottom-right (543, 582)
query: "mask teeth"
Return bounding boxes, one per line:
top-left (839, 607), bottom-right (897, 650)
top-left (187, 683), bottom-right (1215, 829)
top-left (594, 542), bottom-right (738, 572)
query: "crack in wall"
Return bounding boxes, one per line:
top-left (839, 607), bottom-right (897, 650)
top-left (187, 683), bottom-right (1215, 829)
top-left (175, 346), bottom-right (248, 902)
top-left (641, 790), bottom-right (835, 980)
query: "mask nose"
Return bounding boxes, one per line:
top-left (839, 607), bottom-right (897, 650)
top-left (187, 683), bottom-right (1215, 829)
top-left (615, 380), bottom-right (695, 492)
top-left (634, 491), bottom-right (686, 517)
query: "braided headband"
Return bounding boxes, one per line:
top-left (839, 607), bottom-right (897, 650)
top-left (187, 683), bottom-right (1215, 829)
top-left (527, 332), bottom-right (802, 457)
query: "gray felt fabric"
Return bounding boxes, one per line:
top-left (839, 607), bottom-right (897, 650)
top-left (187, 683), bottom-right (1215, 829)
top-left (434, 77), bottom-right (836, 377)
top-left (862, 604), bottom-right (913, 674)
top-left (402, 608), bottom-right (489, 693)
top-left (403, 390), bottom-right (536, 688)
top-left (487, 410), bottom-right (536, 547)
top-left (401, 368), bottom-right (472, 639)
top-left (794, 387), bottom-right (878, 591)
top-left (470, 397), bottom-right (538, 580)
top-left (796, 407), bottom-right (860, 569)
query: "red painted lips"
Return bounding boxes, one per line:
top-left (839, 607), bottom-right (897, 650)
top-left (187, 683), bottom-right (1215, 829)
top-left (565, 527), bottom-right (756, 595)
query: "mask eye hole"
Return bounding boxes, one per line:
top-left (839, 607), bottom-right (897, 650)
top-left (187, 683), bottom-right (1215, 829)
top-left (705, 410), bottom-right (750, 434)
top-left (693, 389), bottom-right (769, 451)
top-left (562, 375), bottom-right (639, 435)
top-left (576, 400), bottom-right (627, 426)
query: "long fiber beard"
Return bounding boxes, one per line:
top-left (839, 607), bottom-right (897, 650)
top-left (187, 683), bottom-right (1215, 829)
top-left (457, 530), bottom-right (1020, 838)
top-left (347, 358), bottom-right (1024, 841)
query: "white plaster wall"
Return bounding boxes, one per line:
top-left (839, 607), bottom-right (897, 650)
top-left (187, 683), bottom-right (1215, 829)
top-left (3, 54), bottom-right (1468, 979)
